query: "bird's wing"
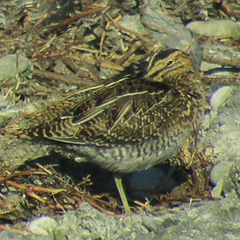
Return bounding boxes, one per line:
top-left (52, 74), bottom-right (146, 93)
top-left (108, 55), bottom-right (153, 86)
top-left (16, 77), bottom-right (180, 146)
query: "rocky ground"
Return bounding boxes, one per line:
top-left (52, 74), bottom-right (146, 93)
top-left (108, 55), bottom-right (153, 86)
top-left (0, 0), bottom-right (240, 239)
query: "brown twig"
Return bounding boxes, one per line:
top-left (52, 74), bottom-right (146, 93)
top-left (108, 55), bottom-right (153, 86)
top-left (0, 225), bottom-right (32, 235)
top-left (43, 7), bottom-right (108, 35)
top-left (84, 196), bottom-right (115, 216)
top-left (33, 69), bottom-right (97, 87)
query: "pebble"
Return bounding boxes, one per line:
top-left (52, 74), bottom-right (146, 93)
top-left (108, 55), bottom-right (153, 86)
top-left (0, 54), bottom-right (32, 85)
top-left (210, 161), bottom-right (233, 185)
top-left (203, 86), bottom-right (235, 129)
top-left (126, 167), bottom-right (177, 199)
top-left (210, 86), bottom-right (235, 112)
top-left (187, 20), bottom-right (240, 38)
top-left (28, 216), bottom-right (57, 236)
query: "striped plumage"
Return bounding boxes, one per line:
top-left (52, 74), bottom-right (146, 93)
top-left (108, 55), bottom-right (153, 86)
top-left (11, 49), bottom-right (204, 212)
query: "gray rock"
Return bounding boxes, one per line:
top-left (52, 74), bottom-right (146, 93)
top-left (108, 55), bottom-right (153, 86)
top-left (203, 86), bottom-right (235, 129)
top-left (126, 167), bottom-right (177, 199)
top-left (54, 202), bottom-right (156, 240)
top-left (210, 161), bottom-right (234, 186)
top-left (202, 87), bottom-right (240, 165)
top-left (28, 216), bottom-right (58, 235)
top-left (141, 2), bottom-right (202, 68)
top-left (187, 20), bottom-right (240, 38)
top-left (0, 54), bottom-right (32, 86)
top-left (118, 14), bottom-right (149, 35)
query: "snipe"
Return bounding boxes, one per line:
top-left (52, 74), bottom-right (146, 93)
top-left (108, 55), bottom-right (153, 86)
top-left (10, 48), bottom-right (204, 213)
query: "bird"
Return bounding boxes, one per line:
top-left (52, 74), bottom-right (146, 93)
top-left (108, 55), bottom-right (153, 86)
top-left (10, 48), bottom-right (204, 213)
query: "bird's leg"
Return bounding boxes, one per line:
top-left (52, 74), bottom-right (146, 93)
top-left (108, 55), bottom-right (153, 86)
top-left (114, 174), bottom-right (131, 213)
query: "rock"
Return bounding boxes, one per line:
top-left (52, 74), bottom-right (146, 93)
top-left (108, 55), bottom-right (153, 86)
top-left (126, 167), bottom-right (177, 199)
top-left (28, 216), bottom-right (57, 235)
top-left (210, 161), bottom-right (234, 198)
top-left (0, 54), bottom-right (32, 86)
top-left (187, 20), bottom-right (240, 38)
top-left (210, 86), bottom-right (235, 113)
top-left (141, 4), bottom-right (202, 67)
top-left (54, 202), bottom-right (155, 240)
top-left (203, 86), bottom-right (235, 129)
top-left (118, 14), bottom-right (149, 35)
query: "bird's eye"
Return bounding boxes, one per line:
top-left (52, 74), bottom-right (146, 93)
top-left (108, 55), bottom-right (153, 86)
top-left (166, 60), bottom-right (174, 67)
